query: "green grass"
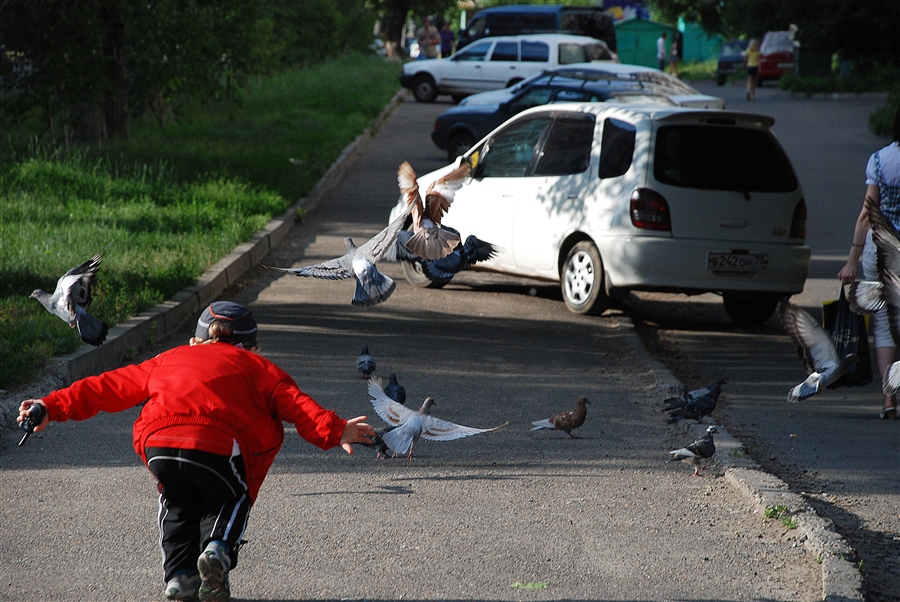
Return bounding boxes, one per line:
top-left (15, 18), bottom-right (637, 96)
top-left (764, 504), bottom-right (798, 529)
top-left (0, 53), bottom-right (401, 389)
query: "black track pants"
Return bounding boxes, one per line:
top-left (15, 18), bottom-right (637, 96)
top-left (145, 447), bottom-right (251, 581)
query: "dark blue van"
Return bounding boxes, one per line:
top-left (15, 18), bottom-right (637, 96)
top-left (457, 5), bottom-right (616, 52)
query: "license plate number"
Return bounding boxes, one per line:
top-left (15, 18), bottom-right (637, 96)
top-left (707, 252), bottom-right (769, 271)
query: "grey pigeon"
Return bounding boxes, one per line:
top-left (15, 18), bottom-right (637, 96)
top-left (668, 425), bottom-right (718, 476)
top-left (383, 372), bottom-right (406, 405)
top-left (421, 235), bottom-right (499, 285)
top-left (399, 159), bottom-right (472, 259)
top-left (356, 344), bottom-right (376, 378)
top-left (261, 201), bottom-right (413, 307)
top-left (363, 372), bottom-right (407, 458)
top-left (30, 242), bottom-right (113, 346)
top-left (367, 376), bottom-right (507, 462)
top-left (662, 378), bottom-right (726, 412)
top-left (778, 299), bottom-right (858, 402)
top-left (531, 397), bottom-right (590, 438)
top-left (666, 380), bottom-right (724, 424)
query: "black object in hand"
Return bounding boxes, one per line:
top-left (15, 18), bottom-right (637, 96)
top-left (18, 404), bottom-right (47, 447)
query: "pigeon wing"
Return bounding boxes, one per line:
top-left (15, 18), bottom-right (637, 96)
top-left (866, 195), bottom-right (900, 274)
top-left (398, 161), bottom-right (425, 233)
top-left (262, 257), bottom-right (352, 280)
top-left (422, 161), bottom-right (471, 224)
top-left (368, 377), bottom-right (417, 426)
top-left (356, 202), bottom-right (414, 264)
top-left (778, 299), bottom-right (840, 375)
top-left (880, 268), bottom-right (900, 347)
top-left (847, 280), bottom-right (884, 314)
top-left (420, 416), bottom-right (508, 441)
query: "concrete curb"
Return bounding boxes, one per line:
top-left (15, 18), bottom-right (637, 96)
top-left (619, 316), bottom-right (865, 602)
top-left (38, 88), bottom-right (410, 387)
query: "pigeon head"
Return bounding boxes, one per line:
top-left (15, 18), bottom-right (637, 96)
top-left (421, 397), bottom-right (437, 413)
top-left (577, 397), bottom-right (591, 406)
top-left (705, 425), bottom-right (718, 435)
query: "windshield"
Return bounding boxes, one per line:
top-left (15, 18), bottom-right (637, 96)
top-left (760, 32), bottom-right (793, 55)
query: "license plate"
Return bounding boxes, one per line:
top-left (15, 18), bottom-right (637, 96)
top-left (776, 62), bottom-right (794, 69)
top-left (707, 252), bottom-right (769, 271)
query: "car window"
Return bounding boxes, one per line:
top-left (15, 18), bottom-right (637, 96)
top-left (476, 116), bottom-right (552, 178)
top-left (521, 41), bottom-right (549, 62)
top-left (654, 125), bottom-right (798, 192)
top-left (519, 13), bottom-right (556, 32)
top-left (491, 41), bottom-right (519, 61)
top-left (467, 16), bottom-right (486, 38)
top-left (583, 42), bottom-right (614, 61)
top-left (554, 89), bottom-right (593, 102)
top-left (599, 118), bottom-right (636, 179)
top-left (760, 32), bottom-right (793, 55)
top-left (721, 41), bottom-right (747, 56)
top-left (558, 43), bottom-right (588, 64)
top-left (507, 87), bottom-right (555, 113)
top-left (454, 41), bottom-right (492, 62)
top-left (534, 114), bottom-right (595, 176)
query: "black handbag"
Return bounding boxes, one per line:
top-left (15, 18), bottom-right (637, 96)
top-left (823, 287), bottom-right (873, 388)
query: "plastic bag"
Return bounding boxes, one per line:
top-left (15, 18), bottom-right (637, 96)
top-left (823, 287), bottom-right (873, 388)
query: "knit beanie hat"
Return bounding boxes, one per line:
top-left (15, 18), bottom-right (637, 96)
top-left (194, 301), bottom-right (258, 348)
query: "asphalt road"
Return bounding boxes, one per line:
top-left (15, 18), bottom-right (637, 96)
top-left (625, 80), bottom-right (898, 602)
top-left (0, 92), bottom-right (829, 601)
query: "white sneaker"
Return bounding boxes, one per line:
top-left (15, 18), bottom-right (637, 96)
top-left (197, 541), bottom-right (231, 601)
top-left (165, 572), bottom-right (200, 600)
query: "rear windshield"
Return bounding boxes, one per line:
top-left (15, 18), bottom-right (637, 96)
top-left (760, 32), bottom-right (793, 55)
top-left (654, 125), bottom-right (798, 192)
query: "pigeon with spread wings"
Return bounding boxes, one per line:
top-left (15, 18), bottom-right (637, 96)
top-left (398, 159), bottom-right (471, 260)
top-left (30, 241), bottom-right (113, 346)
top-left (366, 376), bottom-right (506, 462)
top-left (262, 203), bottom-right (413, 307)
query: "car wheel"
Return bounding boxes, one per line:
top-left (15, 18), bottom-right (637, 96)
top-left (412, 75), bottom-right (438, 102)
top-left (447, 133), bottom-right (475, 163)
top-left (401, 257), bottom-right (449, 289)
top-left (561, 241), bottom-right (608, 315)
top-left (722, 291), bottom-right (781, 326)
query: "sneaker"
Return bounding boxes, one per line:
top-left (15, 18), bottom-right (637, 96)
top-left (165, 572), bottom-right (200, 601)
top-left (197, 541), bottom-right (231, 601)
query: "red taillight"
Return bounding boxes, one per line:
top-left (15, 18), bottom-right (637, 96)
top-left (630, 188), bottom-right (671, 231)
top-left (790, 198), bottom-right (807, 240)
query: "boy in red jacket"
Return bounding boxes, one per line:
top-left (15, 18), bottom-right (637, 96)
top-left (17, 301), bottom-right (374, 602)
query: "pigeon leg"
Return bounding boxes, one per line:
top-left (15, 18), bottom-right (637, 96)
top-left (406, 440), bottom-right (417, 463)
top-left (566, 431), bottom-right (581, 439)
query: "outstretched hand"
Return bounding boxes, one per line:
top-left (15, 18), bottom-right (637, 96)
top-left (340, 416), bottom-right (375, 455)
top-left (17, 400), bottom-right (49, 432)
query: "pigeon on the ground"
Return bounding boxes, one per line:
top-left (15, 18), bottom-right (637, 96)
top-left (421, 235), bottom-right (498, 285)
top-left (366, 376), bottom-right (507, 462)
top-left (382, 372), bottom-right (406, 405)
top-left (30, 242), bottom-right (113, 346)
top-left (668, 425), bottom-right (718, 476)
top-left (398, 159), bottom-right (471, 259)
top-left (666, 379), bottom-right (724, 424)
top-left (530, 397), bottom-right (590, 438)
top-left (662, 378), bottom-right (726, 412)
top-left (778, 299), bottom-right (858, 402)
top-left (356, 344), bottom-right (376, 378)
top-left (261, 201), bottom-right (413, 307)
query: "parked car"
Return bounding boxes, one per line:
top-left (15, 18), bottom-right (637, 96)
top-left (390, 104), bottom-right (810, 325)
top-left (758, 30), bottom-right (795, 84)
top-left (460, 63), bottom-right (725, 110)
top-left (716, 39), bottom-right (749, 85)
top-left (432, 72), bottom-right (674, 162)
top-left (399, 33), bottom-right (618, 103)
top-left (457, 4), bottom-right (617, 52)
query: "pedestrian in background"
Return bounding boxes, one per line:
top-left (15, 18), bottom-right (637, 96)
top-left (17, 301), bottom-right (375, 601)
top-left (838, 104), bottom-right (900, 419)
top-left (656, 31), bottom-right (667, 71)
top-left (668, 36), bottom-right (680, 77)
top-left (416, 17), bottom-right (440, 60)
top-left (744, 38), bottom-right (761, 100)
top-left (440, 21), bottom-right (456, 57)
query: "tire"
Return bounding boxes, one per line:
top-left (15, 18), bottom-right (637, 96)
top-left (401, 257), bottom-right (449, 289)
top-left (722, 291), bottom-right (781, 326)
top-left (412, 75), bottom-right (438, 102)
top-left (561, 241), bottom-right (608, 315)
top-left (447, 133), bottom-right (475, 163)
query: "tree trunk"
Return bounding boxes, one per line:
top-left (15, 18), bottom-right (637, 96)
top-left (100, 2), bottom-right (128, 140)
top-left (383, 0), bottom-right (411, 60)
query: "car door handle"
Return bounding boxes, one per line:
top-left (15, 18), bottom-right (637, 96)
top-left (720, 219), bottom-right (748, 228)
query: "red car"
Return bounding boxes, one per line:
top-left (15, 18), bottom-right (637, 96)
top-left (758, 30), bottom-right (795, 84)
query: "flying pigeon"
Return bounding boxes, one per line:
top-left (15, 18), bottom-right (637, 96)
top-left (778, 299), bottom-right (858, 402)
top-left (366, 376), bottom-right (507, 462)
top-left (666, 380), bottom-right (724, 424)
top-left (363, 373), bottom-right (407, 458)
top-left (261, 201), bottom-right (413, 307)
top-left (847, 196), bottom-right (900, 315)
top-left (421, 235), bottom-right (499, 285)
top-left (662, 378), bottom-right (726, 412)
top-left (871, 268), bottom-right (900, 398)
top-left (530, 397), bottom-right (590, 438)
top-left (398, 159), bottom-right (471, 260)
top-left (356, 344), bottom-right (376, 378)
top-left (30, 242), bottom-right (113, 346)
top-left (668, 425), bottom-right (718, 476)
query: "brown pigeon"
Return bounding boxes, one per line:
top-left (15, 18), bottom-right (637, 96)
top-left (397, 159), bottom-right (471, 260)
top-left (530, 397), bottom-right (590, 438)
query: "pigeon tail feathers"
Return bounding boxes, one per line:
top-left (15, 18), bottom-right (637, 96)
top-left (405, 226), bottom-right (461, 260)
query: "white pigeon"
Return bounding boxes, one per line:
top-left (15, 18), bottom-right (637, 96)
top-left (262, 202), bottom-right (413, 307)
top-left (668, 425), bottom-right (718, 476)
top-left (398, 159), bottom-right (471, 260)
top-left (778, 298), bottom-right (858, 402)
top-left (30, 242), bottom-right (113, 346)
top-left (366, 376), bottom-right (506, 462)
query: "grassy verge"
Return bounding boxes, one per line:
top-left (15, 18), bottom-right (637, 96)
top-left (0, 53), bottom-right (401, 389)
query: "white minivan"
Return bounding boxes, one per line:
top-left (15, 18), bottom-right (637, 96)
top-left (390, 103), bottom-right (810, 325)
top-left (399, 33), bottom-right (618, 103)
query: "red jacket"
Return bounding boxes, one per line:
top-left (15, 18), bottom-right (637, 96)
top-left (41, 343), bottom-right (347, 501)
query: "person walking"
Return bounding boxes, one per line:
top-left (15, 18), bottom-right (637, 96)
top-left (416, 17), bottom-right (440, 60)
top-left (17, 301), bottom-right (375, 600)
top-left (656, 31), bottom-right (668, 71)
top-left (744, 38), bottom-right (761, 100)
top-left (668, 36), bottom-right (680, 78)
top-left (838, 104), bottom-right (900, 419)
top-left (440, 21), bottom-right (456, 57)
